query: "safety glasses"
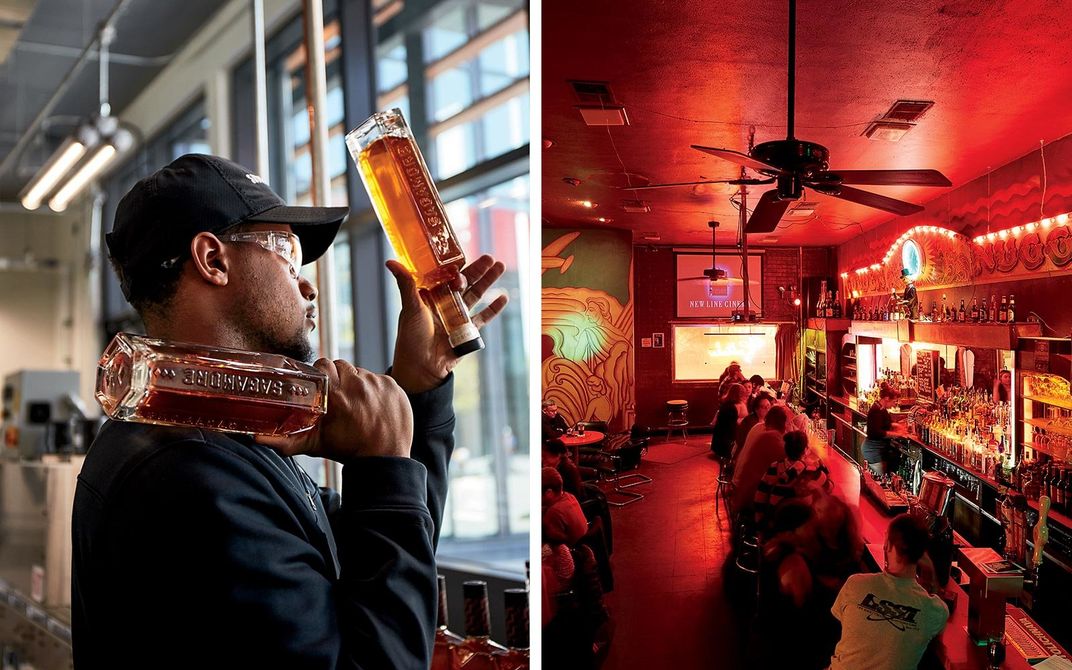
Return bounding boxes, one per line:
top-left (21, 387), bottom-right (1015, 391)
top-left (220, 231), bottom-right (303, 277)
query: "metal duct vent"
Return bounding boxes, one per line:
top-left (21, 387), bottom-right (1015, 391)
top-left (883, 100), bottom-right (934, 123)
top-left (570, 80), bottom-right (628, 126)
top-left (569, 80), bottom-right (615, 105)
top-left (620, 199), bottom-right (651, 213)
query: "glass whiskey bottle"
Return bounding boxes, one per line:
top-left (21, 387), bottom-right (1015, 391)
top-left (95, 332), bottom-right (328, 436)
top-left (456, 581), bottom-right (505, 669)
top-left (494, 588), bottom-right (530, 670)
top-left (432, 575), bottom-right (464, 670)
top-left (346, 108), bottom-right (484, 356)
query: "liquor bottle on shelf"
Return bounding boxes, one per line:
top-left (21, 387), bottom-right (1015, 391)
top-left (1008, 293), bottom-right (1016, 323)
top-left (930, 300), bottom-right (938, 322)
top-left (456, 581), bottom-right (505, 668)
top-left (494, 589), bottom-right (530, 670)
top-left (95, 332), bottom-right (328, 436)
top-left (941, 293), bottom-right (948, 322)
top-left (433, 575), bottom-right (464, 670)
top-left (980, 297), bottom-right (989, 323)
top-left (1062, 469), bottom-right (1072, 516)
top-left (347, 108), bottom-right (484, 356)
top-left (999, 295), bottom-right (1008, 322)
top-left (833, 291), bottom-right (842, 318)
top-left (958, 299), bottom-right (967, 322)
top-left (970, 297), bottom-right (979, 322)
top-left (989, 294), bottom-right (998, 322)
top-left (816, 286), bottom-right (826, 319)
top-left (826, 290), bottom-right (835, 318)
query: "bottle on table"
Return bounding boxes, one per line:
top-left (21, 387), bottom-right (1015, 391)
top-left (494, 589), bottom-right (530, 670)
top-left (95, 332), bottom-right (328, 436)
top-left (433, 575), bottom-right (465, 670)
top-left (457, 581), bottom-right (506, 668)
top-left (347, 108), bottom-right (484, 356)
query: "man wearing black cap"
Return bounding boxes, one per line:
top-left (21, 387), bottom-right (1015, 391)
top-left (72, 154), bottom-right (507, 669)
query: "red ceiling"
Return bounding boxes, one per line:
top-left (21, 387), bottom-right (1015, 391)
top-left (542, 0), bottom-right (1072, 246)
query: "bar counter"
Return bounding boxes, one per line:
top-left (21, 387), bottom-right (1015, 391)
top-left (814, 437), bottom-right (1070, 669)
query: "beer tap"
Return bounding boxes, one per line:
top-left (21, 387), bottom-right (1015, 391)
top-left (1021, 496), bottom-right (1050, 610)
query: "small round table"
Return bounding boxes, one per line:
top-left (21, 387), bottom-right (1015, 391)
top-left (559, 431), bottom-right (605, 462)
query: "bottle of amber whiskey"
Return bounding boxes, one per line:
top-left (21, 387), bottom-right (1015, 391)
top-left (494, 588), bottom-right (529, 669)
top-left (95, 332), bottom-right (327, 436)
top-left (432, 575), bottom-right (464, 670)
top-left (346, 108), bottom-right (484, 356)
top-left (456, 581), bottom-right (505, 669)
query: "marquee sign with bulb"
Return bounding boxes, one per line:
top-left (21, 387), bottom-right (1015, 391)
top-left (842, 214), bottom-right (1072, 297)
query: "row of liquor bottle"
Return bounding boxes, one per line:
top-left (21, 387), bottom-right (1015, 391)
top-left (434, 576), bottom-right (529, 670)
top-left (847, 292), bottom-right (1018, 323)
top-left (1010, 457), bottom-right (1072, 515)
top-left (914, 386), bottom-right (1013, 479)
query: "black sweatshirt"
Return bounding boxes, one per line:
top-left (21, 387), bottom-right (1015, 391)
top-left (72, 374), bottom-right (454, 670)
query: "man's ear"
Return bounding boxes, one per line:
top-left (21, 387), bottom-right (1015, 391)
top-left (189, 232), bottom-right (230, 286)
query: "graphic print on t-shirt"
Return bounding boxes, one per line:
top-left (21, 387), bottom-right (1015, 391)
top-left (857, 592), bottom-right (922, 632)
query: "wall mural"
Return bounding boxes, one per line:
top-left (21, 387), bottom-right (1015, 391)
top-left (542, 228), bottom-right (635, 432)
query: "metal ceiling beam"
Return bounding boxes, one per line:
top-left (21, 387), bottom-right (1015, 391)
top-left (0, 0), bottom-right (137, 180)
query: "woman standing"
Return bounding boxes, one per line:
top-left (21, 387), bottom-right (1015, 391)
top-left (711, 382), bottom-right (749, 459)
top-left (861, 384), bottom-right (904, 475)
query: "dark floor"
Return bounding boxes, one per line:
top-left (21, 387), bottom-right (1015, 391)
top-left (602, 436), bottom-right (748, 669)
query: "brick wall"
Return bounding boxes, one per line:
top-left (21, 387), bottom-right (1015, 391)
top-left (632, 246), bottom-right (835, 427)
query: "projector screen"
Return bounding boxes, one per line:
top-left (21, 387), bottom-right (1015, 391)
top-left (672, 323), bottom-right (778, 382)
top-left (675, 253), bottom-right (763, 318)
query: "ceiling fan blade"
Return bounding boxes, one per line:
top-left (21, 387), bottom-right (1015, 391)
top-left (745, 189), bottom-right (792, 234)
top-left (678, 276), bottom-right (710, 281)
top-left (820, 185), bottom-right (924, 215)
top-left (691, 145), bottom-right (783, 173)
top-left (826, 169), bottom-right (952, 187)
top-left (623, 179), bottom-right (736, 191)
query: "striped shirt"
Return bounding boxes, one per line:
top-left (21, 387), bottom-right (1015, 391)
top-left (754, 453), bottom-right (833, 524)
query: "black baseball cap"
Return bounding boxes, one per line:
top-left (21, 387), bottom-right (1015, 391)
top-left (107, 153), bottom-right (348, 298)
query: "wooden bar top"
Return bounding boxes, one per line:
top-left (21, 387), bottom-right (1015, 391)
top-left (815, 438), bottom-right (1069, 669)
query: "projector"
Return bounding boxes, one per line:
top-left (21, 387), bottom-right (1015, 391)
top-left (731, 310), bottom-right (759, 323)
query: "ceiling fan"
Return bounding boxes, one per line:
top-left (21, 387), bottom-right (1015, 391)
top-left (677, 221), bottom-right (756, 286)
top-left (632, 0), bottom-right (952, 234)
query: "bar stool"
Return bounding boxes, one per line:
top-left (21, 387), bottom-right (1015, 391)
top-left (714, 457), bottom-right (735, 518)
top-left (666, 399), bottom-right (689, 443)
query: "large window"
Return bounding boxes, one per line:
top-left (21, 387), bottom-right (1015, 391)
top-left (375, 0), bottom-right (530, 560)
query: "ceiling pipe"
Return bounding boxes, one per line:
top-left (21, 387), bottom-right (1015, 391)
top-left (0, 0), bottom-right (137, 180)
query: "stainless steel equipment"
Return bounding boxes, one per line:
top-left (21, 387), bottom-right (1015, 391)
top-left (2, 370), bottom-right (85, 458)
top-left (918, 470), bottom-right (955, 516)
top-left (960, 546), bottom-right (1024, 642)
top-left (0, 455), bottom-right (83, 611)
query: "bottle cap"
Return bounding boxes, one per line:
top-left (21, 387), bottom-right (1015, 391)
top-left (449, 323), bottom-right (485, 356)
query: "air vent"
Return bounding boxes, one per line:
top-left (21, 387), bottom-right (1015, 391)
top-left (621, 199), bottom-right (651, 213)
top-left (569, 80), bottom-right (615, 105)
top-left (883, 100), bottom-right (934, 123)
top-left (639, 231), bottom-right (661, 241)
top-left (865, 120), bottom-right (914, 142)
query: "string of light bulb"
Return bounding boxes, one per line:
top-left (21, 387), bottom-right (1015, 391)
top-left (971, 212), bottom-right (1070, 245)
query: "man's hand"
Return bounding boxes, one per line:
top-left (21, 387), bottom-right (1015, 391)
top-left (256, 359), bottom-right (413, 461)
top-left (387, 254), bottom-right (508, 394)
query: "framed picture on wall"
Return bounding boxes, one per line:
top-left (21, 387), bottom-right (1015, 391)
top-left (653, 333), bottom-right (665, 348)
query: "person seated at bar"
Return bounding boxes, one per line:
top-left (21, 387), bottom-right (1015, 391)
top-left (542, 399), bottom-right (571, 442)
top-left (731, 405), bottom-right (792, 514)
top-left (749, 374), bottom-right (776, 400)
top-left (711, 382), bottom-right (749, 458)
top-left (753, 430), bottom-right (833, 529)
top-left (718, 362), bottom-right (746, 398)
top-left (735, 392), bottom-right (774, 463)
top-left (828, 514), bottom-right (949, 670)
top-left (862, 383), bottom-right (906, 475)
top-left (752, 500), bottom-right (837, 670)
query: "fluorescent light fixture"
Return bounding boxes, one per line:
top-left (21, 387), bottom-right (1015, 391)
top-left (19, 138), bottom-right (89, 210)
top-left (49, 143), bottom-right (117, 212)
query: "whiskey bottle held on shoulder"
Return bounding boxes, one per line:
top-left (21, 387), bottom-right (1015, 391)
top-left (95, 332), bottom-right (328, 435)
top-left (346, 109), bottom-right (484, 356)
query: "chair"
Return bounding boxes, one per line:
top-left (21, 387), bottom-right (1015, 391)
top-left (715, 455), bottom-right (735, 518)
top-left (666, 399), bottom-right (689, 443)
top-left (583, 431), bottom-right (652, 507)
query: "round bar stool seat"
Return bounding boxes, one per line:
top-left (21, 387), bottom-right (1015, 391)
top-left (666, 399), bottom-right (689, 443)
